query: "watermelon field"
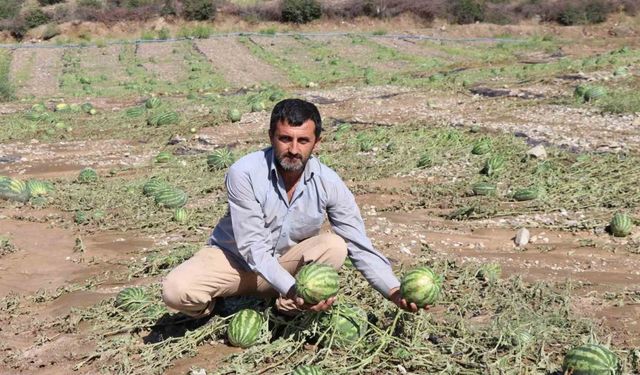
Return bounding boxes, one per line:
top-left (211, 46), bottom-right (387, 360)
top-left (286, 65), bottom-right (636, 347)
top-left (1, 22), bottom-right (640, 374)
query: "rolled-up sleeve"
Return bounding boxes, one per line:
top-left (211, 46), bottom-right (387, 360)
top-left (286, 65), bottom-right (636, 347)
top-left (326, 177), bottom-right (400, 298)
top-left (226, 167), bottom-right (296, 295)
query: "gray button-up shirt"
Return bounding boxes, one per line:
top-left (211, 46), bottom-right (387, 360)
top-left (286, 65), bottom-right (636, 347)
top-left (209, 147), bottom-right (400, 298)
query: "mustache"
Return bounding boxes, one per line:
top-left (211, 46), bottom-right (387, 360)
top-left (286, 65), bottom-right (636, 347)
top-left (283, 153), bottom-right (302, 159)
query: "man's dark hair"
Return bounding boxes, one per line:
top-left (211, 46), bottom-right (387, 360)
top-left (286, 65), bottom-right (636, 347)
top-left (270, 98), bottom-right (322, 138)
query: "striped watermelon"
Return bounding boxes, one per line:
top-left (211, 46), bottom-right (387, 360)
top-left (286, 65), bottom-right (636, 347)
top-left (610, 212), bottom-right (632, 237)
top-left (173, 207), bottom-right (188, 223)
top-left (207, 149), bottom-right (235, 170)
top-left (227, 309), bottom-right (263, 348)
top-left (471, 139), bottom-right (491, 155)
top-left (125, 106), bottom-right (146, 117)
top-left (31, 103), bottom-right (47, 112)
top-left (251, 101), bottom-right (265, 112)
top-left (292, 365), bottom-right (323, 375)
top-left (145, 97), bottom-right (161, 109)
top-left (481, 155), bottom-right (504, 177)
top-left (562, 344), bottom-right (621, 375)
top-left (321, 304), bottom-right (368, 347)
top-left (115, 287), bottom-right (150, 312)
top-left (295, 263), bottom-right (340, 304)
top-left (77, 168), bottom-right (98, 183)
top-left (574, 85), bottom-right (588, 99)
top-left (154, 187), bottom-right (188, 208)
top-left (142, 179), bottom-right (169, 197)
top-left (471, 182), bottom-right (496, 196)
top-left (26, 180), bottom-right (53, 197)
top-left (400, 266), bottom-right (442, 307)
top-left (584, 86), bottom-right (607, 102)
top-left (416, 153), bottom-right (432, 169)
top-left (228, 108), bottom-right (241, 123)
top-left (513, 187), bottom-right (542, 201)
top-left (81, 102), bottom-right (94, 113)
top-left (511, 330), bottom-right (534, 348)
top-left (155, 151), bottom-right (172, 163)
top-left (148, 111), bottom-right (179, 126)
top-left (0, 177), bottom-right (30, 202)
top-left (476, 263), bottom-right (501, 283)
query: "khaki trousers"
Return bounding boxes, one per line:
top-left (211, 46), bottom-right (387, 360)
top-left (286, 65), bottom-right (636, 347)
top-left (161, 233), bottom-right (347, 317)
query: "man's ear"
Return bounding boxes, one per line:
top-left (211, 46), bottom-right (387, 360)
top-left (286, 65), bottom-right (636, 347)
top-left (313, 136), bottom-right (322, 151)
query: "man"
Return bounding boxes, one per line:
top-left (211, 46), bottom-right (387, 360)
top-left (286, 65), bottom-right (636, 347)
top-left (162, 98), bottom-right (424, 317)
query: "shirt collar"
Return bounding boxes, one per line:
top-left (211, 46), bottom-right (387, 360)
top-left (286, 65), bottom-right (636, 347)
top-left (267, 147), bottom-right (317, 184)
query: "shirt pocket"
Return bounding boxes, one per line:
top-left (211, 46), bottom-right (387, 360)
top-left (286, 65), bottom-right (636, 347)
top-left (290, 211), bottom-right (325, 241)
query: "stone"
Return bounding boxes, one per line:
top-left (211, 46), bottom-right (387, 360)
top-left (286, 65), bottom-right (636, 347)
top-left (526, 144), bottom-right (547, 160)
top-left (515, 228), bottom-right (530, 247)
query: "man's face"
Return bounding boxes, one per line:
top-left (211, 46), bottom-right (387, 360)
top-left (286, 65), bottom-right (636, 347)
top-left (270, 119), bottom-right (319, 173)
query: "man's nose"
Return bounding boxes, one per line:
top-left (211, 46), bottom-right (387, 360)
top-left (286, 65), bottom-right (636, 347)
top-left (290, 140), bottom-right (300, 154)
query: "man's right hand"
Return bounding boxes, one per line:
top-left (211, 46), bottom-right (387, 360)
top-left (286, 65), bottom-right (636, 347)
top-left (283, 285), bottom-right (336, 312)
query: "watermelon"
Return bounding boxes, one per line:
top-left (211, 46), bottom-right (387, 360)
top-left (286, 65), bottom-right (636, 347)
top-left (55, 103), bottom-right (69, 112)
top-left (471, 139), bottom-right (491, 155)
top-left (251, 101), bottom-right (265, 112)
top-left (155, 151), bottom-right (172, 163)
top-left (0, 177), bottom-right (30, 202)
top-left (154, 187), bottom-right (188, 208)
top-left (416, 153), bottom-right (432, 169)
top-left (292, 365), bottom-right (324, 375)
top-left (115, 287), bottom-right (150, 312)
top-left (320, 304), bottom-right (368, 347)
top-left (574, 85), bottom-right (588, 99)
top-left (511, 330), bottom-right (534, 348)
top-left (584, 86), bottom-right (606, 102)
top-left (476, 263), bottom-right (501, 283)
top-left (610, 212), bottom-right (632, 237)
top-left (228, 108), bottom-right (241, 123)
top-left (125, 106), bottom-right (146, 117)
top-left (400, 266), bottom-right (442, 308)
top-left (227, 309), bottom-right (263, 348)
top-left (26, 180), bottom-right (53, 197)
top-left (77, 168), bottom-right (98, 183)
top-left (562, 344), bottom-right (621, 375)
top-left (513, 187), bottom-right (542, 201)
top-left (173, 207), bottom-right (188, 223)
top-left (148, 111), bottom-right (179, 126)
top-left (31, 103), bottom-right (47, 112)
top-left (481, 155), bottom-right (504, 177)
top-left (613, 67), bottom-right (627, 77)
top-left (295, 263), bottom-right (340, 305)
top-left (81, 102), bottom-right (94, 113)
top-left (145, 97), bottom-right (161, 109)
top-left (471, 182), bottom-right (496, 196)
top-left (142, 179), bottom-right (169, 197)
top-left (24, 111), bottom-right (44, 121)
top-left (207, 149), bottom-right (235, 170)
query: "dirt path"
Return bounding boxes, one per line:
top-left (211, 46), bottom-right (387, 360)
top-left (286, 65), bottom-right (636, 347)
top-left (136, 41), bottom-right (188, 84)
top-left (9, 48), bottom-right (62, 98)
top-left (78, 45), bottom-right (129, 89)
top-left (194, 37), bottom-right (289, 87)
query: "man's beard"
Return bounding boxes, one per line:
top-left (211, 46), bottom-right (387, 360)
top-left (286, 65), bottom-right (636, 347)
top-left (275, 152), bottom-right (307, 172)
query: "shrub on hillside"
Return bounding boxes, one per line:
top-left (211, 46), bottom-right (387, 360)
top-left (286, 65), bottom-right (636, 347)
top-left (448, 0), bottom-right (485, 24)
top-left (542, 0), bottom-right (613, 25)
top-left (78, 0), bottom-right (103, 8)
top-left (0, 0), bottom-right (24, 20)
top-left (38, 0), bottom-right (65, 5)
top-left (281, 0), bottom-right (321, 23)
top-left (24, 8), bottom-right (52, 29)
top-left (182, 0), bottom-right (216, 21)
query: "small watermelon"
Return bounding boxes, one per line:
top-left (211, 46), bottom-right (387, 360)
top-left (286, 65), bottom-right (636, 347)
top-left (400, 266), bottom-right (442, 308)
top-left (471, 139), bottom-right (491, 155)
top-left (481, 155), bottom-right (504, 177)
top-left (584, 86), bottom-right (606, 102)
top-left (417, 153), bottom-right (432, 169)
top-left (610, 212), bottom-right (632, 237)
top-left (31, 103), bottom-right (47, 112)
top-left (142, 178), bottom-right (169, 197)
top-left (228, 108), bottom-right (241, 123)
top-left (145, 97), bottom-right (161, 109)
top-left (125, 106), bottom-right (146, 117)
top-left (115, 287), bottom-right (150, 312)
top-left (55, 103), bottom-right (69, 112)
top-left (320, 304), bottom-right (368, 348)
top-left (26, 180), bottom-right (53, 197)
top-left (0, 177), bottom-right (30, 202)
top-left (562, 344), bottom-right (621, 375)
top-left (513, 187), bottom-right (542, 201)
top-left (295, 263), bottom-right (340, 305)
top-left (574, 85), bottom-right (588, 99)
top-left (148, 111), bottom-right (179, 126)
top-left (173, 207), bottom-right (188, 223)
top-left (476, 263), bottom-right (501, 283)
top-left (77, 168), bottom-right (98, 184)
top-left (81, 102), bottom-right (94, 113)
top-left (207, 149), bottom-right (235, 171)
top-left (155, 151), bottom-right (172, 163)
top-left (292, 365), bottom-right (324, 375)
top-left (471, 182), bottom-right (496, 196)
top-left (227, 309), bottom-right (263, 348)
top-left (251, 101), bottom-right (265, 112)
top-left (154, 187), bottom-right (188, 208)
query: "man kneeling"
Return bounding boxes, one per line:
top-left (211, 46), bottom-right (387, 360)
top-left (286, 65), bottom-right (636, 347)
top-left (162, 98), bottom-right (423, 317)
